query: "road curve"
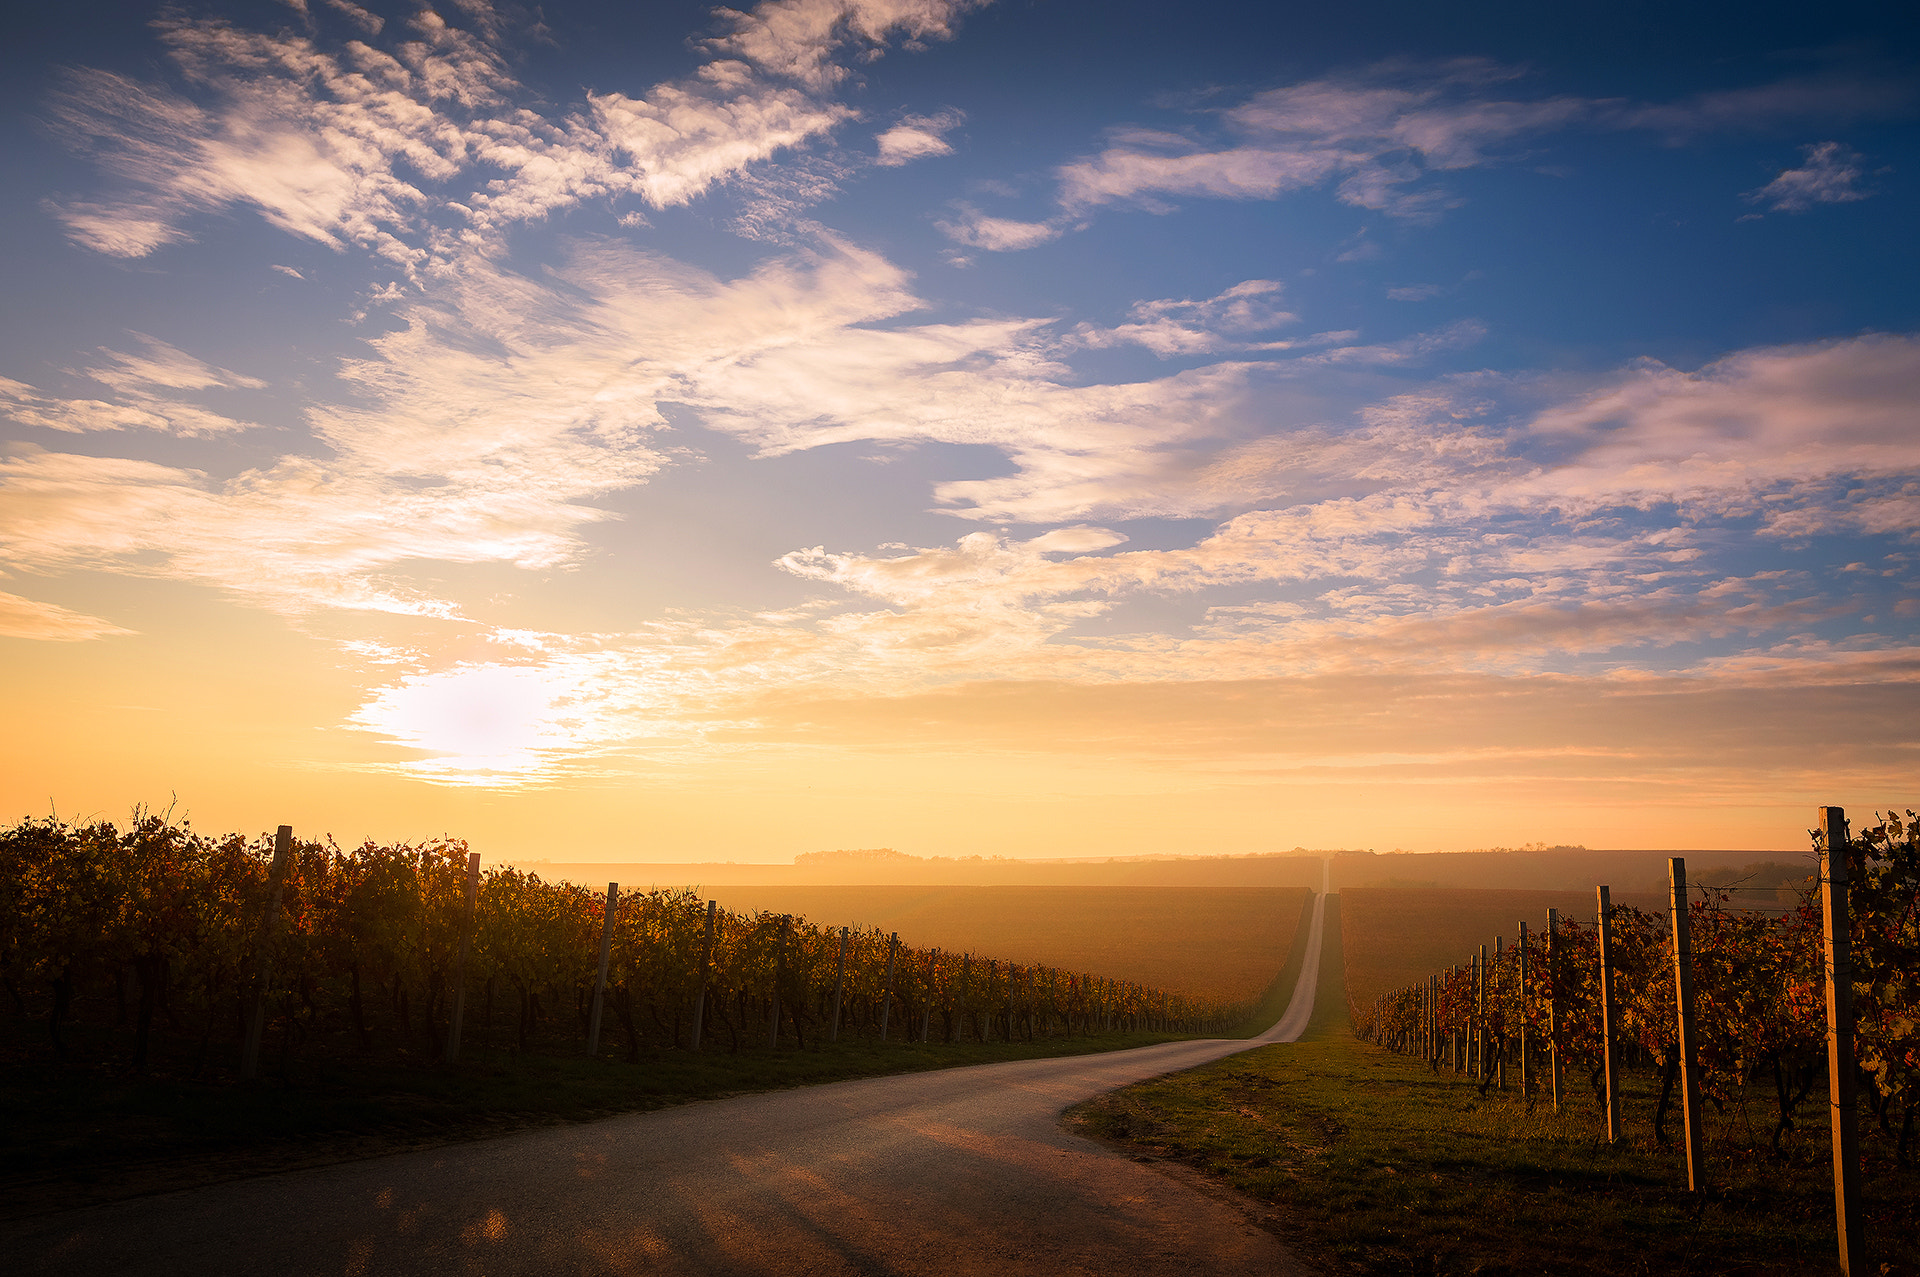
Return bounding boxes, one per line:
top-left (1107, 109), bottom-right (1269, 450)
top-left (11, 877), bottom-right (1334, 1277)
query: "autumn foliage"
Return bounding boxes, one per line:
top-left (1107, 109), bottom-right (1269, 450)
top-left (0, 814), bottom-right (1246, 1079)
top-left (1356, 812), bottom-right (1920, 1166)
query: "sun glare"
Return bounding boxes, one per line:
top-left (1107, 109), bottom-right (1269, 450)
top-left (352, 664), bottom-right (573, 784)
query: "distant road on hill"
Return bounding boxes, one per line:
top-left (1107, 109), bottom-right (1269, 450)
top-left (10, 884), bottom-right (1339, 1277)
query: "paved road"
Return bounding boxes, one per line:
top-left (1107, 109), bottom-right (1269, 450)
top-left (13, 878), bottom-right (1334, 1277)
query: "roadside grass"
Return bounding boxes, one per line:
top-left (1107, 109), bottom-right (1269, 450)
top-left (1223, 890), bottom-right (1317, 1038)
top-left (1070, 1031), bottom-right (1916, 1274)
top-left (0, 1021), bottom-right (1192, 1220)
top-left (1072, 896), bottom-right (1916, 1277)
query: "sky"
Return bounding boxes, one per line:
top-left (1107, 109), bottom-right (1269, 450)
top-left (2, 0), bottom-right (1917, 862)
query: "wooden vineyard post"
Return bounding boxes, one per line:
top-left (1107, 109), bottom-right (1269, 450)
top-left (1495, 936), bottom-right (1505, 1089)
top-left (690, 900), bottom-right (716, 1052)
top-left (959, 955), bottom-right (971, 1041)
top-left (240, 825), bottom-right (295, 1081)
top-left (769, 916), bottom-right (789, 1049)
top-left (829, 927), bottom-right (848, 1043)
top-left (1430, 975), bottom-right (1440, 1066)
top-left (1518, 921), bottom-right (1530, 1099)
top-left (1597, 886), bottom-right (1620, 1142)
top-left (1451, 967), bottom-right (1466, 1067)
top-left (1475, 946), bottom-right (1486, 1080)
top-left (1669, 857), bottom-right (1706, 1191)
top-left (1467, 954), bottom-right (1476, 1075)
top-left (444, 852), bottom-right (481, 1062)
top-left (1452, 968), bottom-right (1462, 1073)
top-left (1819, 807), bottom-right (1863, 1275)
top-left (879, 932), bottom-right (899, 1041)
top-left (1546, 908), bottom-right (1560, 1112)
top-left (586, 883), bottom-right (618, 1058)
top-left (921, 950), bottom-right (939, 1042)
top-left (1432, 976), bottom-right (1439, 1063)
top-left (1431, 975), bottom-right (1440, 1065)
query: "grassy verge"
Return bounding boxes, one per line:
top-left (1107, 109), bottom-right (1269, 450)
top-left (1224, 889), bottom-right (1317, 1037)
top-left (1070, 1037), bottom-right (1916, 1273)
top-left (1071, 895), bottom-right (1915, 1276)
top-left (0, 1024), bottom-right (1191, 1220)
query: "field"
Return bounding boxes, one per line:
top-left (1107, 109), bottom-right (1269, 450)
top-left (1340, 887), bottom-right (1666, 1021)
top-left (703, 885), bottom-right (1309, 1003)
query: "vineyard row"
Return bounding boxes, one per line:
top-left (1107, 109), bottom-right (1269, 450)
top-left (1357, 808), bottom-right (1917, 1274)
top-left (0, 816), bottom-right (1250, 1079)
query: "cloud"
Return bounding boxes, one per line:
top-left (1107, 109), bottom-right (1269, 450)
top-left (1746, 141), bottom-right (1872, 213)
top-left (934, 204), bottom-right (1062, 251)
top-left (647, 331), bottom-right (1920, 715)
top-left (1300, 318), bottom-right (1488, 366)
top-left (0, 590), bottom-right (133, 641)
top-left (1518, 334), bottom-right (1920, 518)
top-left (45, 0), bottom-right (984, 265)
top-left (0, 335), bottom-right (266, 437)
top-left (1610, 73), bottom-right (1917, 140)
top-left (942, 61), bottom-right (1917, 249)
top-left (83, 333), bottom-right (267, 395)
top-left (1052, 66), bottom-right (1592, 225)
top-left (702, 0), bottom-right (983, 93)
top-left (323, 0), bottom-right (384, 36)
top-left (1070, 279), bottom-right (1298, 355)
top-left (875, 109), bottom-right (964, 165)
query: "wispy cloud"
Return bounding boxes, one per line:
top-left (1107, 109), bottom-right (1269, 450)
top-left (948, 61), bottom-right (1916, 251)
top-left (0, 590), bottom-right (133, 642)
top-left (1069, 279), bottom-right (1298, 355)
top-left (1746, 141), bottom-right (1872, 213)
top-left (46, 0), bottom-right (985, 268)
top-left (875, 108), bottom-right (964, 165)
top-left (0, 334), bottom-right (266, 436)
top-left (934, 204), bottom-right (1061, 250)
top-left (1049, 63), bottom-right (1588, 228)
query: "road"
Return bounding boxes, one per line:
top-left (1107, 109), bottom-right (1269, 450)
top-left (12, 875), bottom-right (1335, 1277)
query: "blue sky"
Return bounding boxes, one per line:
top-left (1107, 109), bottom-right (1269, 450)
top-left (2, 0), bottom-right (1916, 858)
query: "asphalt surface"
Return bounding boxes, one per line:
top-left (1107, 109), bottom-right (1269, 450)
top-left (11, 881), bottom-right (1333, 1277)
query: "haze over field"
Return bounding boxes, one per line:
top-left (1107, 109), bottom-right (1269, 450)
top-left (3, 0), bottom-right (1915, 860)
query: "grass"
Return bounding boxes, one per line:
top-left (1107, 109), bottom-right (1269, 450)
top-left (0, 1018), bottom-right (1195, 1221)
top-left (1069, 896), bottom-right (1919, 1276)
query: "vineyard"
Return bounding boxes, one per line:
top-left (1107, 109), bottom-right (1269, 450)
top-left (1358, 809), bottom-right (1918, 1270)
top-left (0, 814), bottom-right (1244, 1086)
